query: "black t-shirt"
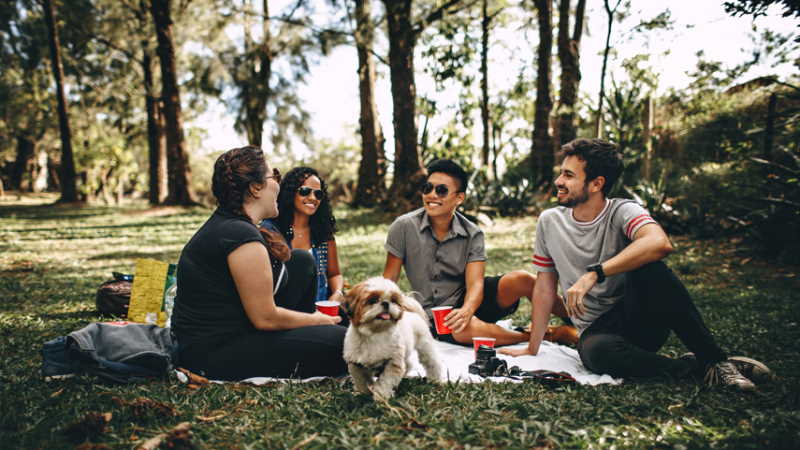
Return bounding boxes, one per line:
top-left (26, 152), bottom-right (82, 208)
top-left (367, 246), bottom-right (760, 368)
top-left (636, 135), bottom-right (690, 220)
top-left (172, 208), bottom-right (273, 349)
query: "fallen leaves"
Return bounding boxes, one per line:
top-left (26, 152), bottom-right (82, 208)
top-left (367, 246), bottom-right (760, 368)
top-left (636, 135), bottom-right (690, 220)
top-left (291, 432), bottom-right (318, 450)
top-left (63, 412), bottom-right (113, 442)
top-left (112, 396), bottom-right (177, 419)
top-left (196, 411), bottom-right (227, 423)
top-left (136, 422), bottom-right (193, 450)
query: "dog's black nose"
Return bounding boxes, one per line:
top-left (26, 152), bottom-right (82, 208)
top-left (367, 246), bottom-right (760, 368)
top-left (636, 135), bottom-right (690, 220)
top-left (381, 301), bottom-right (389, 310)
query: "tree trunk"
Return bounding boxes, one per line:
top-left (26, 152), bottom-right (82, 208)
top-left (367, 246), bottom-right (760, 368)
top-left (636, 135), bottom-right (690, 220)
top-left (11, 135), bottom-right (35, 191)
top-left (43, 0), bottom-right (78, 202)
top-left (764, 92), bottom-right (776, 161)
top-left (150, 0), bottom-right (196, 205)
top-left (532, 0), bottom-right (554, 186)
top-left (383, 0), bottom-right (425, 212)
top-left (239, 0), bottom-right (272, 148)
top-left (595, 0), bottom-right (621, 139)
top-left (143, 39), bottom-right (167, 204)
top-left (556, 0), bottom-right (585, 146)
top-left (480, 0), bottom-right (491, 169)
top-left (642, 95), bottom-right (653, 181)
top-left (353, 0), bottom-right (386, 207)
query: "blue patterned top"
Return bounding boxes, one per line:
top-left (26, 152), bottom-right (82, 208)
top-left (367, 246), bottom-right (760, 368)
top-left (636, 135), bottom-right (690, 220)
top-left (311, 242), bottom-right (329, 302)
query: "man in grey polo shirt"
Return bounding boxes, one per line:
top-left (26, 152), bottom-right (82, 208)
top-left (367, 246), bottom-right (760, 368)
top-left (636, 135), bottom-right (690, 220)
top-left (383, 158), bottom-right (573, 346)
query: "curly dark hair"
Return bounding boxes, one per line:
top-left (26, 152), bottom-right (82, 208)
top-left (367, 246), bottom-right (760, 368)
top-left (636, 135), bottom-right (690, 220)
top-left (275, 167), bottom-right (337, 245)
top-left (561, 138), bottom-right (623, 196)
top-left (211, 146), bottom-right (267, 218)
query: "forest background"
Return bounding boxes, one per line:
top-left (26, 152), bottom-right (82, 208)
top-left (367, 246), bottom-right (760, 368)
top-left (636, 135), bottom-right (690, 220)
top-left (1, 0), bottom-right (799, 262)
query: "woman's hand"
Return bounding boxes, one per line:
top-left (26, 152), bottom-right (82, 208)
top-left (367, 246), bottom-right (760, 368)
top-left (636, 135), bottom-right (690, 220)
top-left (328, 289), bottom-right (344, 304)
top-left (312, 311), bottom-right (342, 325)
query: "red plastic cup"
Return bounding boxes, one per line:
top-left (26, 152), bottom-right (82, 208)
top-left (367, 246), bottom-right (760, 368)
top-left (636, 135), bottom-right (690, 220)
top-left (315, 300), bottom-right (340, 316)
top-left (472, 337), bottom-right (496, 356)
top-left (431, 306), bottom-right (453, 335)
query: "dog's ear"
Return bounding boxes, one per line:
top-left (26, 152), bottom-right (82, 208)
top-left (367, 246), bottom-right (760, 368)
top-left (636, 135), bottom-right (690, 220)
top-left (340, 288), bottom-right (355, 318)
top-left (398, 293), bottom-right (427, 318)
top-left (341, 298), bottom-right (352, 318)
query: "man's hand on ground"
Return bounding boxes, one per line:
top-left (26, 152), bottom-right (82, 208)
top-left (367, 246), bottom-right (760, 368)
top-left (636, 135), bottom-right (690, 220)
top-left (444, 307), bottom-right (474, 333)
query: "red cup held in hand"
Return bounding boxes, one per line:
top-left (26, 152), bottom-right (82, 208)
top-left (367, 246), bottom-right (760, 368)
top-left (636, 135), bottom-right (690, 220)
top-left (315, 300), bottom-right (340, 316)
top-left (431, 306), bottom-right (453, 335)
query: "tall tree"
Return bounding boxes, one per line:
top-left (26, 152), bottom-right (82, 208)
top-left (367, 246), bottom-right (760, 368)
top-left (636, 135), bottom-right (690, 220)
top-left (142, 34), bottom-right (168, 204)
top-left (556, 0), bottom-right (585, 145)
top-left (131, 0), bottom-right (168, 204)
top-left (532, 0), bottom-right (554, 186)
top-left (43, 0), bottom-right (78, 202)
top-left (479, 0), bottom-right (490, 168)
top-left (352, 0), bottom-right (386, 207)
top-left (594, 0), bottom-right (623, 139)
top-left (0, 1), bottom-right (52, 192)
top-left (232, 0), bottom-right (272, 147)
top-left (381, 0), bottom-right (471, 211)
top-left (218, 1), bottom-right (336, 154)
top-left (150, 0), bottom-right (195, 205)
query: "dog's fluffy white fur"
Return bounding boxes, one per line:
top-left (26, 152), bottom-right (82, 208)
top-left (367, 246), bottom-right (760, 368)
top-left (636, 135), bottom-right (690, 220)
top-left (342, 277), bottom-right (443, 401)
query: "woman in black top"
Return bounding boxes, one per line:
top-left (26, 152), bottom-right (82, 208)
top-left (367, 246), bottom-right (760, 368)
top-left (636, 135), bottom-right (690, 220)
top-left (171, 146), bottom-right (347, 380)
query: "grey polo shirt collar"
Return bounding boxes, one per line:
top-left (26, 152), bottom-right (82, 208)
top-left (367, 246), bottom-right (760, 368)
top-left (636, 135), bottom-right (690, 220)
top-left (418, 211), bottom-right (468, 241)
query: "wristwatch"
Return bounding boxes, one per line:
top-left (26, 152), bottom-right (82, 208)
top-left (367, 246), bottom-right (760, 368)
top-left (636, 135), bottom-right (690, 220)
top-left (586, 264), bottom-right (606, 283)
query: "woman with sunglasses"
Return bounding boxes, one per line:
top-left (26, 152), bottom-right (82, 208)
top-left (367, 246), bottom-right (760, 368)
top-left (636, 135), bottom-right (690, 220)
top-left (171, 147), bottom-right (346, 380)
top-left (268, 167), bottom-right (345, 305)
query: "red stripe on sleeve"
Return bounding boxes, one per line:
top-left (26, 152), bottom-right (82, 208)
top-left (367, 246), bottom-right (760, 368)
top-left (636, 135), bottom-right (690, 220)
top-left (532, 255), bottom-right (555, 268)
top-left (626, 215), bottom-right (654, 238)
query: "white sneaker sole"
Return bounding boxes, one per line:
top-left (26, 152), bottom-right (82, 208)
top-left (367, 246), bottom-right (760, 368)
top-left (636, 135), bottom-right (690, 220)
top-left (728, 356), bottom-right (774, 383)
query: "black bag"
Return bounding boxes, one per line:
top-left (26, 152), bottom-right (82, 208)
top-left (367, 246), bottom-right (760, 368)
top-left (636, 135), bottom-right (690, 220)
top-left (95, 273), bottom-right (133, 316)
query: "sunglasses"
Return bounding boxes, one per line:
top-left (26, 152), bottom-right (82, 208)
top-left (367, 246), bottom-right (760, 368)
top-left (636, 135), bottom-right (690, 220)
top-left (420, 182), bottom-right (453, 197)
top-left (297, 186), bottom-right (324, 200)
top-left (266, 168), bottom-right (281, 184)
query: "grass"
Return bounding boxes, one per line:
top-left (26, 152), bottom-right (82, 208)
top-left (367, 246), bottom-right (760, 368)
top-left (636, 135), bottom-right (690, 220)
top-left (1, 193), bottom-right (799, 449)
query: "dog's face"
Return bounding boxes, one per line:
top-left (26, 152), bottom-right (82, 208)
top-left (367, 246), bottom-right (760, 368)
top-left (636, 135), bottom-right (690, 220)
top-left (343, 277), bottom-right (412, 333)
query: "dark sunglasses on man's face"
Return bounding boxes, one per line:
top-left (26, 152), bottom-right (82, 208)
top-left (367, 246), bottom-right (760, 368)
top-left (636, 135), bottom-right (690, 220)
top-left (297, 186), bottom-right (324, 200)
top-left (420, 182), bottom-right (452, 197)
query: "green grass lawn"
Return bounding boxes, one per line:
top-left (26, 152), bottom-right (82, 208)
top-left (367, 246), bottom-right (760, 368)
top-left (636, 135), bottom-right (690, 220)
top-left (1, 194), bottom-right (799, 449)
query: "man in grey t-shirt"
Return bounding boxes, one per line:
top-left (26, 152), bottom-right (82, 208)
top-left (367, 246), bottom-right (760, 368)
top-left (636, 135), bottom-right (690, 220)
top-left (501, 139), bottom-right (770, 391)
top-left (383, 159), bottom-right (573, 346)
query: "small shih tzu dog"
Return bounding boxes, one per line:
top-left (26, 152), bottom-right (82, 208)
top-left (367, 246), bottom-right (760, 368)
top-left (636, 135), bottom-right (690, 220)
top-left (342, 277), bottom-right (443, 401)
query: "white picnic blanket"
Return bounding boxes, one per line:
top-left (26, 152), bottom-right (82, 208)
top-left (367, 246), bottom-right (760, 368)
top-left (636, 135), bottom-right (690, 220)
top-left (412, 339), bottom-right (620, 385)
top-left (176, 334), bottom-right (621, 386)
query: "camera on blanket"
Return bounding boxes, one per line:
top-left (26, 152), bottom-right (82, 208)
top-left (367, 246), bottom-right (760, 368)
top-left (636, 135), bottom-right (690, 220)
top-left (468, 345), bottom-right (509, 377)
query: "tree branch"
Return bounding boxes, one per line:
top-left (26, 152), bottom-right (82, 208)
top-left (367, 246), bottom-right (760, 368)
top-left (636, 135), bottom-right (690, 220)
top-left (414, 0), bottom-right (480, 35)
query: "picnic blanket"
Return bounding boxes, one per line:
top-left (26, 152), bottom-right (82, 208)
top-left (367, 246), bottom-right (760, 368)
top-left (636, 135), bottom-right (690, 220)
top-left (175, 338), bottom-right (621, 386)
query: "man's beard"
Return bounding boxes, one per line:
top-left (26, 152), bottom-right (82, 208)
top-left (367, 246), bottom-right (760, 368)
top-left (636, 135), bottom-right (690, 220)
top-left (556, 184), bottom-right (589, 207)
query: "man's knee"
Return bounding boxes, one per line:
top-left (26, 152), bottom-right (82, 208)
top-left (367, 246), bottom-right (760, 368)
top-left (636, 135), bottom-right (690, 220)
top-left (579, 333), bottom-right (625, 375)
top-left (499, 270), bottom-right (535, 300)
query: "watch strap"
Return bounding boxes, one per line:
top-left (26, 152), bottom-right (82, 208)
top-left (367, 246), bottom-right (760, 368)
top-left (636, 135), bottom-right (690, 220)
top-left (587, 264), bottom-right (605, 283)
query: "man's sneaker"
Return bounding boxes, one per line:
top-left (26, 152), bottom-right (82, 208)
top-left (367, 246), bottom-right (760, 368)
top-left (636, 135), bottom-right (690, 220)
top-left (679, 353), bottom-right (773, 384)
top-left (727, 356), bottom-right (773, 383)
top-left (704, 360), bottom-right (756, 391)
